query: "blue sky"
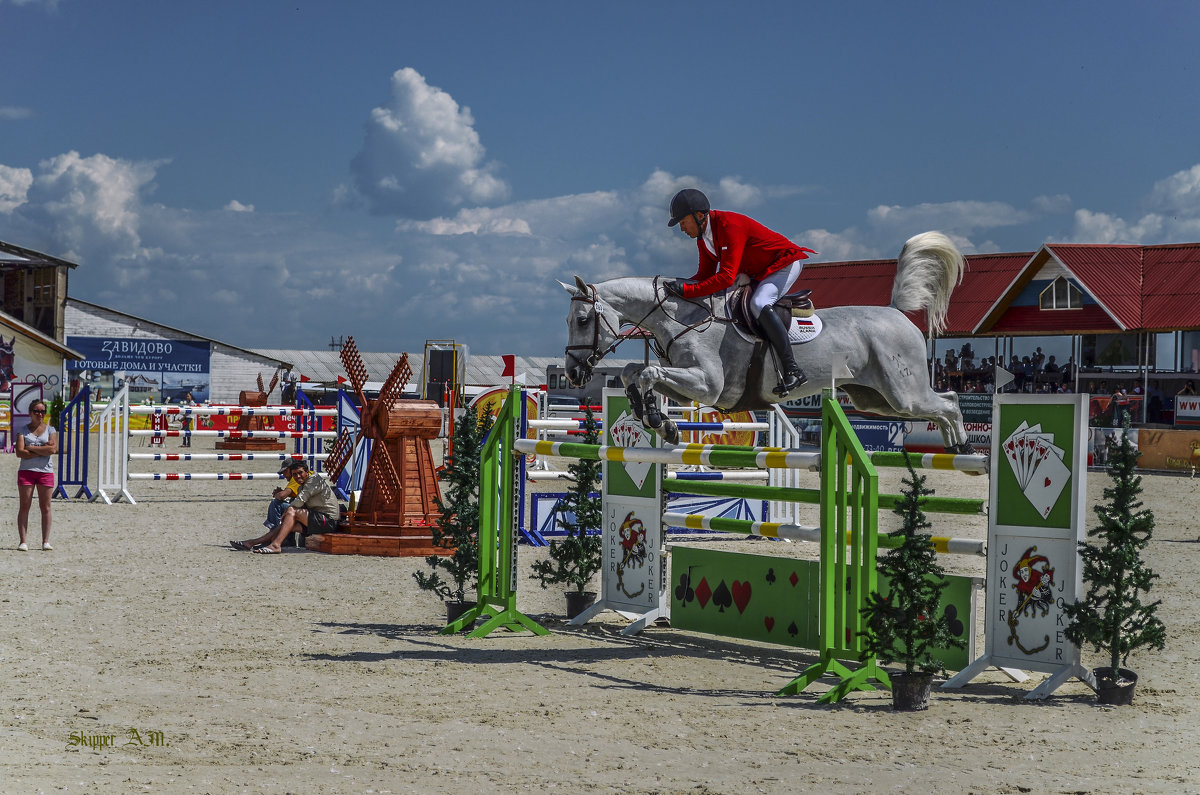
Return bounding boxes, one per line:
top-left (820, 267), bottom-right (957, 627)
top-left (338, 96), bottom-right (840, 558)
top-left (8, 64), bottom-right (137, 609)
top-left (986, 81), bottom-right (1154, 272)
top-left (2, 0), bottom-right (1199, 357)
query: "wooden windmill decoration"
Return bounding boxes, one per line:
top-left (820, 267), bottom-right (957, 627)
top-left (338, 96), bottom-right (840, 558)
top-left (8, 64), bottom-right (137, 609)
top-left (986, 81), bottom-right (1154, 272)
top-left (313, 337), bottom-right (444, 556)
top-left (216, 372), bottom-right (285, 451)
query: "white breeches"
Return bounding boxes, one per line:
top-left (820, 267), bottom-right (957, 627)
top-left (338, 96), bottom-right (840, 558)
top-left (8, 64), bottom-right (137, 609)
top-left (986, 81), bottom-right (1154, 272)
top-left (749, 260), bottom-right (804, 318)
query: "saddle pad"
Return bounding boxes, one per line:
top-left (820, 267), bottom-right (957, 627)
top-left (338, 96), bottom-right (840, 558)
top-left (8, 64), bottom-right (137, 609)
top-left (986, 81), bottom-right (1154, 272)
top-left (788, 314), bottom-right (823, 344)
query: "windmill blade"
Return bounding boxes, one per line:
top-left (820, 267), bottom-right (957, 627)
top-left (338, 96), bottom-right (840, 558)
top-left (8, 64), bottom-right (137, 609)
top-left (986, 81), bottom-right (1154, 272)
top-left (339, 336), bottom-right (369, 400)
top-left (368, 442), bottom-right (401, 508)
top-left (267, 372), bottom-right (279, 395)
top-left (323, 427), bottom-right (356, 482)
top-left (256, 373), bottom-right (265, 394)
top-left (377, 354), bottom-right (412, 412)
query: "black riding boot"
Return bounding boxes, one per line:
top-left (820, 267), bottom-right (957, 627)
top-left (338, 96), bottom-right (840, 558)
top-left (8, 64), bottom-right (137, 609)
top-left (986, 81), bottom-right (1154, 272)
top-left (757, 308), bottom-right (807, 396)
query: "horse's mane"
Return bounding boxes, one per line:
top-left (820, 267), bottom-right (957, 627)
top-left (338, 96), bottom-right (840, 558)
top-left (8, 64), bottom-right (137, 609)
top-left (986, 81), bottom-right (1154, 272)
top-left (889, 231), bottom-right (965, 336)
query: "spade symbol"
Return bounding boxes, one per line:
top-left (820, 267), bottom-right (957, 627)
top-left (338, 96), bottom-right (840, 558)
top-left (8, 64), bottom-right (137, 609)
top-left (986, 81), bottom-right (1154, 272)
top-left (712, 581), bottom-right (733, 613)
top-left (674, 571), bottom-right (695, 605)
top-left (787, 621), bottom-right (799, 638)
top-left (943, 604), bottom-right (964, 636)
top-left (765, 568), bottom-right (776, 585)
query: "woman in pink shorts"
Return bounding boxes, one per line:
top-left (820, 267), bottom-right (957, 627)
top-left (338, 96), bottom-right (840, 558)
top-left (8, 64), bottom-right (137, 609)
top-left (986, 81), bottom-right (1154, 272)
top-left (15, 399), bottom-right (57, 551)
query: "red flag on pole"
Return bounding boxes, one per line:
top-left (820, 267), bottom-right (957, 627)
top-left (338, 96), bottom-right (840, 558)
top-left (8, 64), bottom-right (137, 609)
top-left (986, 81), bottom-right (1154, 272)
top-left (336, 375), bottom-right (347, 385)
top-left (501, 354), bottom-right (516, 381)
top-left (299, 374), bottom-right (311, 382)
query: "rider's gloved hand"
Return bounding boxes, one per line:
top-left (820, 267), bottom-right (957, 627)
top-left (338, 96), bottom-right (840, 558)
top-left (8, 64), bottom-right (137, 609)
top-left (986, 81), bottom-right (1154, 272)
top-left (664, 278), bottom-right (685, 297)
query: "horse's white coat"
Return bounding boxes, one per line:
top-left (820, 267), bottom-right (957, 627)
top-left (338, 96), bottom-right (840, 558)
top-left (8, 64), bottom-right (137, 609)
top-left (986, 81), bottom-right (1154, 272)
top-left (562, 231), bottom-right (972, 452)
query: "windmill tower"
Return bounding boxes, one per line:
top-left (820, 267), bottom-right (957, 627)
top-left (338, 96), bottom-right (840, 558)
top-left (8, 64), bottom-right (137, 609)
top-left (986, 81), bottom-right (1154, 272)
top-left (308, 337), bottom-right (445, 557)
top-left (216, 372), bottom-right (285, 451)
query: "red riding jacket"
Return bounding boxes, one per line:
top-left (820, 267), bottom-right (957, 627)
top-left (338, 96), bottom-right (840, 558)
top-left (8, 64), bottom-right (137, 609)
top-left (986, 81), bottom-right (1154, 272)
top-left (680, 210), bottom-right (816, 300)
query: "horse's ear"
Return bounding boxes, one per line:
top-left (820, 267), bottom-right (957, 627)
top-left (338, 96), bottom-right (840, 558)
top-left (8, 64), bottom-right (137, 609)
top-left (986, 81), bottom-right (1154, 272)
top-left (574, 275), bottom-right (588, 293)
top-left (557, 279), bottom-right (580, 296)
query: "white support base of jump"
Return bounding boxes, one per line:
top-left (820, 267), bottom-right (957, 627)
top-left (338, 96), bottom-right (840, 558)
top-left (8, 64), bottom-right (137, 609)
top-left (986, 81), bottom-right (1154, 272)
top-left (568, 603), bottom-right (669, 635)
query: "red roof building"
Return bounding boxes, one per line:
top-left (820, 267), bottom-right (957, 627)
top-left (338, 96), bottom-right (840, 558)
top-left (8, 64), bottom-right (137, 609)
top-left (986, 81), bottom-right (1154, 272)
top-left (804, 242), bottom-right (1200, 338)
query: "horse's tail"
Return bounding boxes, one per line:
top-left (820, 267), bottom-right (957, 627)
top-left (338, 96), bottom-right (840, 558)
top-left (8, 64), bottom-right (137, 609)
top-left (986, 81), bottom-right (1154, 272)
top-left (889, 231), bottom-right (966, 337)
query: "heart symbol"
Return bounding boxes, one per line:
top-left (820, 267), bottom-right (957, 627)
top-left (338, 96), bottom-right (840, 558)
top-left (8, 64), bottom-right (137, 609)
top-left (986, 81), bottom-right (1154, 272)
top-left (1045, 477), bottom-right (1051, 487)
top-left (764, 616), bottom-right (775, 632)
top-left (731, 580), bottom-right (752, 613)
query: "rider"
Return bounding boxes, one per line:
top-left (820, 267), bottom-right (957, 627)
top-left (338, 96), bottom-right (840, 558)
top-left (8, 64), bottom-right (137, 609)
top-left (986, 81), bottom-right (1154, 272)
top-left (664, 188), bottom-right (817, 396)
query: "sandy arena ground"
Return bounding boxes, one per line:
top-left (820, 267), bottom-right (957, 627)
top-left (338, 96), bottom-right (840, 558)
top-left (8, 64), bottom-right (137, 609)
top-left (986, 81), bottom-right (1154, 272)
top-left (2, 434), bottom-right (1199, 794)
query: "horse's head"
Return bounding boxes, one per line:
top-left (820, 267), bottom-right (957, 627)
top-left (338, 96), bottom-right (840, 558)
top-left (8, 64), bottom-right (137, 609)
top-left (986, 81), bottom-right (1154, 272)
top-left (560, 275), bottom-right (622, 387)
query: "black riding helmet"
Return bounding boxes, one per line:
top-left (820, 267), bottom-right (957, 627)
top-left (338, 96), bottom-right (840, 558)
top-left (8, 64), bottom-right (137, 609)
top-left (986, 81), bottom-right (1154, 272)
top-left (668, 188), bottom-right (710, 227)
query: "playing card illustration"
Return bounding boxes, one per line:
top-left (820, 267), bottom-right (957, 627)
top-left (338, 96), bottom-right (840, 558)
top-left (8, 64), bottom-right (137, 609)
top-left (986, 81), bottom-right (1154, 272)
top-left (609, 410), bottom-right (653, 489)
top-left (1002, 421), bottom-right (1071, 517)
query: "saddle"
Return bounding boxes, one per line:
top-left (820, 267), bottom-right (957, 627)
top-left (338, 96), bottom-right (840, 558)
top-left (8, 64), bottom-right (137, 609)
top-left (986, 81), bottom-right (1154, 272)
top-left (727, 285), bottom-right (815, 338)
top-left (715, 285), bottom-right (818, 414)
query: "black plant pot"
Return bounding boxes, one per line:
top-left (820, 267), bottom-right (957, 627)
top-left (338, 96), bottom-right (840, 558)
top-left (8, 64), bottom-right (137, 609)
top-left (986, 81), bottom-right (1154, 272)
top-left (565, 591), bottom-right (598, 619)
top-left (1094, 667), bottom-right (1138, 706)
top-left (890, 671), bottom-right (933, 711)
top-left (445, 600), bottom-right (477, 630)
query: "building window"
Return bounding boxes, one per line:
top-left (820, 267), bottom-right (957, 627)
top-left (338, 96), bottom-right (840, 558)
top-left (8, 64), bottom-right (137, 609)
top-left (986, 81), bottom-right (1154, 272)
top-left (1039, 276), bottom-right (1082, 310)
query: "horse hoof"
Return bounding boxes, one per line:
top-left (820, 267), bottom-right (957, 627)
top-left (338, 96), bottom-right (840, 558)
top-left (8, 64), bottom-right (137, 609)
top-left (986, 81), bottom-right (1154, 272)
top-left (661, 420), bottom-right (681, 445)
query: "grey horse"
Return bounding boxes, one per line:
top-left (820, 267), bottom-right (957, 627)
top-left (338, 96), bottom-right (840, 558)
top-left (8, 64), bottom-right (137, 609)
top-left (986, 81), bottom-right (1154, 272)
top-left (561, 231), bottom-right (972, 453)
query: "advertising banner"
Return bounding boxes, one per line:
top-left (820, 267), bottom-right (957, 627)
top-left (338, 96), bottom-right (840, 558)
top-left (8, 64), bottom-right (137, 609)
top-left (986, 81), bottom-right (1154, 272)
top-left (66, 336), bottom-right (212, 403)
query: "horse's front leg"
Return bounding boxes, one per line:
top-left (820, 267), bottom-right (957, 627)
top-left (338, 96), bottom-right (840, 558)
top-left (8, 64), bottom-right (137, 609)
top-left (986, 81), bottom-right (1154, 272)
top-left (627, 363), bottom-right (722, 445)
top-left (620, 363), bottom-right (648, 421)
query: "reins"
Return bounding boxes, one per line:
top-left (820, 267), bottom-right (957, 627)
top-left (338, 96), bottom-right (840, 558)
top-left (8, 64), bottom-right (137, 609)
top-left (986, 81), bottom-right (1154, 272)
top-left (565, 277), bottom-right (724, 369)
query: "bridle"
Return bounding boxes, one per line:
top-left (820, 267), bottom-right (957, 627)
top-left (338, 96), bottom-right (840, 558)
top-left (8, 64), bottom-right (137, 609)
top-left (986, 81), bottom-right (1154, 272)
top-left (564, 284), bottom-right (624, 377)
top-left (563, 278), bottom-right (722, 376)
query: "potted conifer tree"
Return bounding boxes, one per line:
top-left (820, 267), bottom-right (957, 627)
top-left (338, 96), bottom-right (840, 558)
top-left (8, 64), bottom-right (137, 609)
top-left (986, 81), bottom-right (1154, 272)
top-left (1063, 415), bottom-right (1166, 705)
top-left (530, 405), bottom-right (603, 618)
top-left (414, 404), bottom-right (494, 628)
top-left (860, 459), bottom-right (966, 710)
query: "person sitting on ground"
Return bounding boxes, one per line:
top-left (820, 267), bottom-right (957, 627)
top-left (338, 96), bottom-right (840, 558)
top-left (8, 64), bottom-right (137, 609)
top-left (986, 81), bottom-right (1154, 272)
top-left (263, 460), bottom-right (301, 533)
top-left (231, 460), bottom-right (339, 554)
top-left (662, 188), bottom-right (817, 396)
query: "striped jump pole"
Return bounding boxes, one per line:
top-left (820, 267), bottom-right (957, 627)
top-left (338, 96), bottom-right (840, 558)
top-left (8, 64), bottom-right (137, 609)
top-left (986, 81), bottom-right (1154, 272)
top-left (664, 478), bottom-right (986, 516)
top-left (129, 429), bottom-right (337, 439)
top-left (528, 468), bottom-right (768, 482)
top-left (129, 453), bottom-right (329, 462)
top-left (515, 438), bottom-right (988, 475)
top-left (128, 406), bottom-right (338, 417)
top-left (661, 512), bottom-right (986, 556)
top-left (527, 419), bottom-right (768, 432)
top-left (513, 439), bottom-right (822, 471)
top-left (130, 472), bottom-right (289, 481)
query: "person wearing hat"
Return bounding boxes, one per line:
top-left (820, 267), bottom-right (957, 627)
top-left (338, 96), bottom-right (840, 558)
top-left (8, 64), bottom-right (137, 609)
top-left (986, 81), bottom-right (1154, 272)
top-left (230, 459), bottom-right (340, 553)
top-left (260, 459), bottom-right (303, 534)
top-left (663, 188), bottom-right (817, 396)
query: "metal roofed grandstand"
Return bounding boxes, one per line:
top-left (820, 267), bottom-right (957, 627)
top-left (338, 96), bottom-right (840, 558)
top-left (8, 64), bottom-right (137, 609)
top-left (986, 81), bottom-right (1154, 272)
top-left (254, 348), bottom-right (417, 390)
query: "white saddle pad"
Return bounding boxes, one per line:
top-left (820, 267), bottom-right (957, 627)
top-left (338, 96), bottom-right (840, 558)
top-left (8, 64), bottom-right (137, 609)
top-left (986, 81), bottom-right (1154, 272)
top-left (788, 314), bottom-right (823, 344)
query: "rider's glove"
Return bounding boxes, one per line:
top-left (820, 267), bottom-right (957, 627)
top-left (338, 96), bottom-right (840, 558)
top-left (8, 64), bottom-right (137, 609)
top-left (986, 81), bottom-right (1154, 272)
top-left (664, 278), bottom-right (685, 297)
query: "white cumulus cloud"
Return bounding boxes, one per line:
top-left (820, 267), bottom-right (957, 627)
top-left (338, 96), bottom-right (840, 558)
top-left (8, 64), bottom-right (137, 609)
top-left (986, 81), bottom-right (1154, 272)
top-left (0, 164), bottom-right (32, 212)
top-left (349, 67), bottom-right (509, 219)
top-left (1147, 164), bottom-right (1200, 215)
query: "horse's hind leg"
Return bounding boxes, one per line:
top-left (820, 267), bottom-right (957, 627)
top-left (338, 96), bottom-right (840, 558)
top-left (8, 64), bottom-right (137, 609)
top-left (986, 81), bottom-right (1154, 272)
top-left (841, 384), bottom-right (972, 453)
